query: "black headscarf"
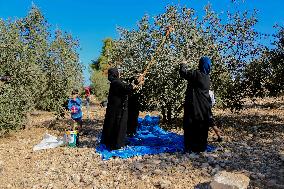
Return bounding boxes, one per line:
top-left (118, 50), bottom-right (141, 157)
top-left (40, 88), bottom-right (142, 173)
top-left (108, 67), bottom-right (119, 82)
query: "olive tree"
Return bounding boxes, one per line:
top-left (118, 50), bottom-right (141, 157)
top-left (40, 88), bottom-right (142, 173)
top-left (108, 3), bottom-right (264, 122)
top-left (266, 26), bottom-right (284, 96)
top-left (0, 6), bottom-right (83, 134)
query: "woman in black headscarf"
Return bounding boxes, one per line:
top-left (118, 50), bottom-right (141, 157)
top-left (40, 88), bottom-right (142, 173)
top-left (179, 57), bottom-right (212, 153)
top-left (101, 67), bottom-right (144, 150)
top-left (126, 72), bottom-right (141, 137)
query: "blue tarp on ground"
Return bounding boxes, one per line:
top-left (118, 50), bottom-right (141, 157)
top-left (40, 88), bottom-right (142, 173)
top-left (96, 115), bottom-right (215, 160)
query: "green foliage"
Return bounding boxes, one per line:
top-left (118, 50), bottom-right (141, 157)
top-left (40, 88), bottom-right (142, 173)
top-left (243, 52), bottom-right (270, 99)
top-left (0, 6), bottom-right (83, 134)
top-left (207, 6), bottom-right (264, 110)
top-left (91, 2), bottom-right (283, 121)
top-left (90, 70), bottom-right (109, 101)
top-left (242, 26), bottom-right (284, 99)
top-left (108, 3), bottom-right (264, 121)
top-left (91, 38), bottom-right (114, 73)
top-left (266, 26), bottom-right (284, 96)
top-left (39, 30), bottom-right (83, 114)
top-left (90, 38), bottom-right (115, 101)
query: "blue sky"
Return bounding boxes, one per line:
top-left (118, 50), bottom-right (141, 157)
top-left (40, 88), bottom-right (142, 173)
top-left (0, 0), bottom-right (283, 85)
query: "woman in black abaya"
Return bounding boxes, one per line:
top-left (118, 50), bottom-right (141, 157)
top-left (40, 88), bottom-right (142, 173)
top-left (101, 68), bottom-right (144, 150)
top-left (127, 73), bottom-right (141, 137)
top-left (179, 57), bottom-right (212, 153)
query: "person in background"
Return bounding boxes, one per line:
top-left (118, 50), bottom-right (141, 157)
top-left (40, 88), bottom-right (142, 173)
top-left (179, 56), bottom-right (212, 153)
top-left (85, 86), bottom-right (91, 104)
top-left (68, 89), bottom-right (83, 144)
top-left (209, 90), bottom-right (223, 142)
top-left (101, 67), bottom-right (144, 150)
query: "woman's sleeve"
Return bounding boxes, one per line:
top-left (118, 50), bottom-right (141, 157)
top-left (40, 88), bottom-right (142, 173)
top-left (179, 63), bottom-right (194, 81)
top-left (67, 99), bottom-right (72, 110)
top-left (120, 80), bottom-right (134, 95)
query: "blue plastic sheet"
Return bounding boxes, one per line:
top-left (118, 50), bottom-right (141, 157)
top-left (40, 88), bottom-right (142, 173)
top-left (96, 115), bottom-right (215, 160)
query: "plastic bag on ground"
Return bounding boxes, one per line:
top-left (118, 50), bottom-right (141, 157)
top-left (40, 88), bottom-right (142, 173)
top-left (33, 133), bottom-right (64, 151)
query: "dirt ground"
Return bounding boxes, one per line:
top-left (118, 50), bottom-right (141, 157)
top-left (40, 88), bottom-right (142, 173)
top-left (0, 97), bottom-right (283, 189)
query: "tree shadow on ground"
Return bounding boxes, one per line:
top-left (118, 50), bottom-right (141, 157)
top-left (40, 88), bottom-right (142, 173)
top-left (77, 119), bottom-right (104, 148)
top-left (214, 113), bottom-right (284, 134)
top-left (244, 98), bottom-right (284, 109)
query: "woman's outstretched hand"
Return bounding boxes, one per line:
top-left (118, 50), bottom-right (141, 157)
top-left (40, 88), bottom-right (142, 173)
top-left (132, 74), bottom-right (145, 90)
top-left (137, 74), bottom-right (145, 86)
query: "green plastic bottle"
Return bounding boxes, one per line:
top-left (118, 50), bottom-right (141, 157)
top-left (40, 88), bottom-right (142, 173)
top-left (67, 130), bottom-right (78, 147)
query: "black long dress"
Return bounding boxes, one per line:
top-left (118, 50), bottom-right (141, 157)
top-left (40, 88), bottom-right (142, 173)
top-left (127, 92), bottom-right (140, 137)
top-left (179, 63), bottom-right (211, 152)
top-left (101, 78), bottom-right (133, 150)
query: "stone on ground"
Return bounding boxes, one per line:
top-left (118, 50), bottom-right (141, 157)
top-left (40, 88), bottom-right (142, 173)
top-left (209, 171), bottom-right (250, 189)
